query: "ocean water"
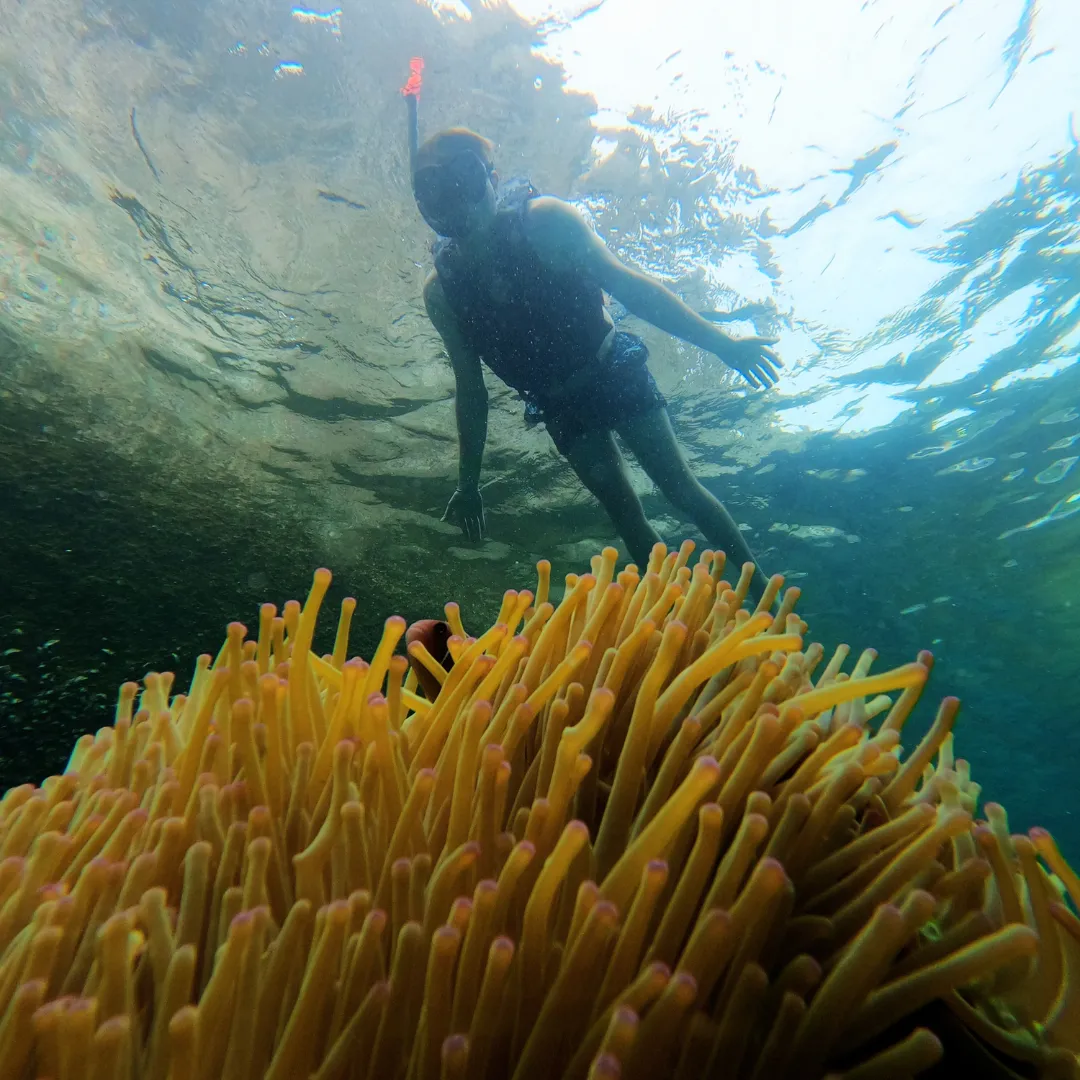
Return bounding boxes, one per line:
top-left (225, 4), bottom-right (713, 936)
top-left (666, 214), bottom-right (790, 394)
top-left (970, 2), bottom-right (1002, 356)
top-left (0, 0), bottom-right (1078, 886)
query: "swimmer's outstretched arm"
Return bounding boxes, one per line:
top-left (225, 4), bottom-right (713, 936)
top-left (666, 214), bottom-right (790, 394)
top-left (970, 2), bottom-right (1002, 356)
top-left (523, 196), bottom-right (782, 390)
top-left (424, 270), bottom-right (488, 540)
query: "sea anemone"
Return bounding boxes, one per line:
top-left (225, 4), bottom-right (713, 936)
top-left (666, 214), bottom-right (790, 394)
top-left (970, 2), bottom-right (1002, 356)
top-left (0, 542), bottom-right (1076, 1079)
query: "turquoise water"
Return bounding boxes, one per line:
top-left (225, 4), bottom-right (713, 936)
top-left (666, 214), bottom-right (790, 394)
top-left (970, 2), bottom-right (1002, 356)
top-left (0, 0), bottom-right (1077, 865)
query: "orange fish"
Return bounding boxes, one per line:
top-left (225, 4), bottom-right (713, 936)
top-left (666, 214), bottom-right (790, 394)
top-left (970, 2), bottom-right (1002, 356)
top-left (405, 619), bottom-right (452, 701)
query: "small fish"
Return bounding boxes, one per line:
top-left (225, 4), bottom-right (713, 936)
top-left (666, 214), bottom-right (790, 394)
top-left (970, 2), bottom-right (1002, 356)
top-left (900, 603), bottom-right (927, 615)
top-left (318, 190), bottom-right (367, 211)
top-left (130, 107), bottom-right (161, 182)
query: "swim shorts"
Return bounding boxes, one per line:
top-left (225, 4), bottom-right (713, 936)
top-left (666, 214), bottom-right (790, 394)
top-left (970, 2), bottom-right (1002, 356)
top-left (523, 331), bottom-right (667, 455)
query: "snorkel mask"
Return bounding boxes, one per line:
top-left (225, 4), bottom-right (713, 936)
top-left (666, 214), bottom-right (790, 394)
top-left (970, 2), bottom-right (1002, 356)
top-left (412, 149), bottom-right (493, 238)
top-left (401, 58), bottom-right (493, 239)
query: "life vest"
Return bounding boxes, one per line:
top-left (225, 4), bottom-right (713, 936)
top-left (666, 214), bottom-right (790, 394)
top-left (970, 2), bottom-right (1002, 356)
top-left (433, 179), bottom-right (612, 403)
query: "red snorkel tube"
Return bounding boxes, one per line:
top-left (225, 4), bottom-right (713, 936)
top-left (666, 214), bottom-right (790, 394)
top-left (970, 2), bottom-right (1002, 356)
top-left (401, 56), bottom-right (424, 176)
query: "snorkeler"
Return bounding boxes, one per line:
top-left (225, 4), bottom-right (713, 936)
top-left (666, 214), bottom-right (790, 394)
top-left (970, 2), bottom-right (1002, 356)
top-left (412, 125), bottom-right (781, 594)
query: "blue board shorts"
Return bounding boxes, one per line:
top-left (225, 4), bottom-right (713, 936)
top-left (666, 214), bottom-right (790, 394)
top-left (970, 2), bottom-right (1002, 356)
top-left (523, 331), bottom-right (667, 454)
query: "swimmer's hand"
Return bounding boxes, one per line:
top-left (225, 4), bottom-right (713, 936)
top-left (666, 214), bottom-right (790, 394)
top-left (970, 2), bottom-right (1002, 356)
top-left (442, 485), bottom-right (486, 542)
top-left (714, 334), bottom-right (782, 390)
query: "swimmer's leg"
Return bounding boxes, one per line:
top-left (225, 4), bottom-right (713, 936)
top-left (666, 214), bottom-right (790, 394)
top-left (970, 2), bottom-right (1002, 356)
top-left (617, 407), bottom-right (769, 599)
top-left (563, 427), bottom-right (662, 568)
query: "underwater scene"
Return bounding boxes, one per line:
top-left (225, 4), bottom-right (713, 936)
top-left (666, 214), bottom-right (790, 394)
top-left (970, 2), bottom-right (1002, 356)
top-left (1, 0), bottom-right (1078, 1075)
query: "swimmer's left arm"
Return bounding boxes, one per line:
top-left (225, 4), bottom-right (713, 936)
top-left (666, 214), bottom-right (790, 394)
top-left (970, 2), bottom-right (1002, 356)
top-left (524, 196), bottom-right (781, 389)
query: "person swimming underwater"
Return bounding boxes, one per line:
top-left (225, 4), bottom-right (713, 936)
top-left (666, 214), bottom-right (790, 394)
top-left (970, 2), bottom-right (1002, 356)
top-left (412, 127), bottom-right (781, 596)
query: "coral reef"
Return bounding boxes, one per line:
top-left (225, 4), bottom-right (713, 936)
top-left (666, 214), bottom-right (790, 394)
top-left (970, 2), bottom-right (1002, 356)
top-left (0, 542), bottom-right (1076, 1079)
